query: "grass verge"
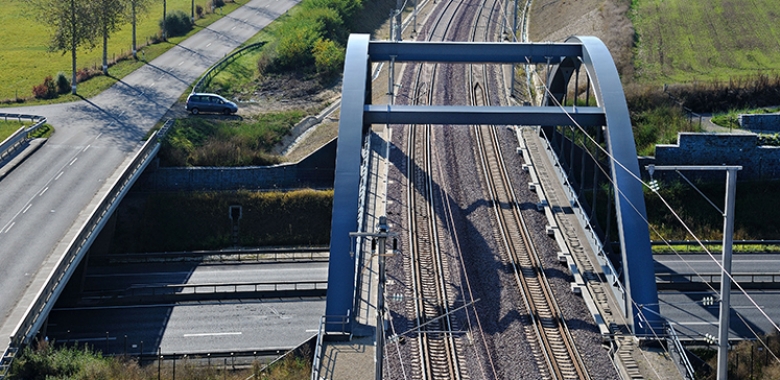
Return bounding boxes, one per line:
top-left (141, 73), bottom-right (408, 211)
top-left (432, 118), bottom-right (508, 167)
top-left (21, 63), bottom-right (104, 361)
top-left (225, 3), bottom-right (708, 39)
top-left (0, 121), bottom-right (53, 141)
top-left (0, 0), bottom-right (245, 105)
top-left (10, 341), bottom-right (311, 380)
top-left (159, 111), bottom-right (304, 167)
top-left (711, 106), bottom-right (780, 130)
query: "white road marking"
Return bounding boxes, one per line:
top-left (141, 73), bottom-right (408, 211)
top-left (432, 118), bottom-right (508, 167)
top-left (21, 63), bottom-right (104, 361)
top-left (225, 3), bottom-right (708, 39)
top-left (178, 61), bottom-right (184, 66)
top-left (3, 222), bottom-right (15, 234)
top-left (39, 187), bottom-right (49, 196)
top-left (231, 26), bottom-right (236, 30)
top-left (22, 204), bottom-right (32, 214)
top-left (69, 158), bottom-right (78, 166)
top-left (83, 144), bottom-right (91, 152)
top-left (68, 337), bottom-right (118, 342)
top-left (183, 332), bottom-right (242, 337)
top-left (55, 171), bottom-right (64, 180)
top-left (206, 43), bottom-right (212, 47)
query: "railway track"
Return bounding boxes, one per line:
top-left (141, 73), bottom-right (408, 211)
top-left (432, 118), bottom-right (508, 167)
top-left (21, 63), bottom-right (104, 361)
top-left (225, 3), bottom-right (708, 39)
top-left (385, 0), bottom-right (614, 377)
top-left (471, 71), bottom-right (589, 380)
top-left (467, 1), bottom-right (589, 376)
top-left (401, 0), bottom-right (469, 379)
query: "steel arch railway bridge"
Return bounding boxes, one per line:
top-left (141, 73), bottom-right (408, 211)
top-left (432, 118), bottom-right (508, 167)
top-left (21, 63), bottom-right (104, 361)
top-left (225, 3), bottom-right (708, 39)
top-left (325, 34), bottom-right (662, 337)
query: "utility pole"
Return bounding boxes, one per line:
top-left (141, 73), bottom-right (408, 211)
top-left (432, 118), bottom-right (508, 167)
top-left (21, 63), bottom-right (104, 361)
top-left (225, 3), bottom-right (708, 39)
top-left (395, 0), bottom-right (402, 41)
top-left (351, 217), bottom-right (397, 380)
top-left (646, 164), bottom-right (741, 380)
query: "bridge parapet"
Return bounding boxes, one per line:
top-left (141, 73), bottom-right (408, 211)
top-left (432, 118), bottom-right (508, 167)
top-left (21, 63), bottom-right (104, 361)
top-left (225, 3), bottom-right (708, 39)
top-left (0, 120), bottom-right (174, 378)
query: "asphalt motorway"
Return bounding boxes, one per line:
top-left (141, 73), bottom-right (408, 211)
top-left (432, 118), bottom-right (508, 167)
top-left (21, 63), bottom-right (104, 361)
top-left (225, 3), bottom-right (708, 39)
top-left (46, 298), bottom-right (326, 356)
top-left (80, 261), bottom-right (329, 292)
top-left (0, 0), bottom-right (300, 345)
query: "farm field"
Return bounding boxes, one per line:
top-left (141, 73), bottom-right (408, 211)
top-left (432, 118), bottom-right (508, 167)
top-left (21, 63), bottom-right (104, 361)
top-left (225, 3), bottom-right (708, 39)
top-left (0, 0), bottom-right (241, 101)
top-left (632, 0), bottom-right (780, 83)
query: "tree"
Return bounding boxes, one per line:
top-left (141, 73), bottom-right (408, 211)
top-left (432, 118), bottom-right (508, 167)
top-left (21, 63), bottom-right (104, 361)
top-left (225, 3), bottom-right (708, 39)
top-left (21, 0), bottom-right (99, 94)
top-left (127, 0), bottom-right (152, 59)
top-left (95, 0), bottom-right (126, 74)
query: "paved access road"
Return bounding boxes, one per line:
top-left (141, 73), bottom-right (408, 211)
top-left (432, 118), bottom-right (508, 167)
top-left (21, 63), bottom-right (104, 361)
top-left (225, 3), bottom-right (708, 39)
top-left (0, 0), bottom-right (300, 344)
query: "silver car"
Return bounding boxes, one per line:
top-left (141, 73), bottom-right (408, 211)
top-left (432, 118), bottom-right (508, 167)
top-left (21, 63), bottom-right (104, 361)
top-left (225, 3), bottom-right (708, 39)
top-left (186, 93), bottom-right (238, 115)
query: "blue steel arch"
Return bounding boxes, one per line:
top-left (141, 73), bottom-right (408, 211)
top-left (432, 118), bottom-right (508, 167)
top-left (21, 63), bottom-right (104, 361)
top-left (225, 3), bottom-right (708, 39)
top-left (545, 36), bottom-right (661, 336)
top-left (327, 34), bottom-right (661, 336)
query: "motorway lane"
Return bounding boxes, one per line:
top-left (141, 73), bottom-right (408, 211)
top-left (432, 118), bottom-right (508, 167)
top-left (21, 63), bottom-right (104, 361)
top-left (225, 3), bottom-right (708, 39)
top-left (0, 0), bottom-right (300, 343)
top-left (81, 262), bottom-right (329, 291)
top-left (659, 290), bottom-right (780, 341)
top-left (46, 298), bottom-right (325, 355)
top-left (655, 253), bottom-right (780, 275)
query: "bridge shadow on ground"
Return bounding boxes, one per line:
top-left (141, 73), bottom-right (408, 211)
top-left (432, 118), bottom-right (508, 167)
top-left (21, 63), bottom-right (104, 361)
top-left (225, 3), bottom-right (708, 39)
top-left (381, 122), bottom-right (604, 370)
top-left (45, 255), bottom-right (199, 357)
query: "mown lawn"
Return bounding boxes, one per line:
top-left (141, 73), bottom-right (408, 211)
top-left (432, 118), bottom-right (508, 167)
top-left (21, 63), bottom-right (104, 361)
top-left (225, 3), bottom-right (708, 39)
top-left (632, 0), bottom-right (780, 83)
top-left (0, 0), bottom-right (244, 102)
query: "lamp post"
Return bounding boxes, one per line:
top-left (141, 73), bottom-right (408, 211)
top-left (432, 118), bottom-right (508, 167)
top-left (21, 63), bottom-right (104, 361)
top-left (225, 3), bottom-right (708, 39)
top-left (646, 164), bottom-right (741, 380)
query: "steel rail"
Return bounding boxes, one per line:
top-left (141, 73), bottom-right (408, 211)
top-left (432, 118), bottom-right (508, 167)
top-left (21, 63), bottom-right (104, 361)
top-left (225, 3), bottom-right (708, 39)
top-left (469, 17), bottom-right (589, 377)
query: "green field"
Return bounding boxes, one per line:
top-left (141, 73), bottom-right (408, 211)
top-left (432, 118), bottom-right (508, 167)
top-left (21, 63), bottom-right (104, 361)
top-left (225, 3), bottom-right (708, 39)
top-left (0, 0), bottom-right (242, 101)
top-left (632, 0), bottom-right (780, 83)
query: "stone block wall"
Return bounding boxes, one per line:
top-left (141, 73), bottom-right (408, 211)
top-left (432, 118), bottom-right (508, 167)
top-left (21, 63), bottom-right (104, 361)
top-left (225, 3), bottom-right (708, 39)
top-left (651, 132), bottom-right (780, 181)
top-left (738, 113), bottom-right (780, 132)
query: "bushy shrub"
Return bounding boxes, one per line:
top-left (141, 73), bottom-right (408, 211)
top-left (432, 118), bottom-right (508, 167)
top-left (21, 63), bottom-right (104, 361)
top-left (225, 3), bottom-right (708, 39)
top-left (211, 0), bottom-right (225, 7)
top-left (55, 73), bottom-right (70, 94)
top-left (32, 76), bottom-right (57, 99)
top-left (75, 67), bottom-right (102, 83)
top-left (160, 10), bottom-right (192, 38)
top-left (275, 26), bottom-right (319, 69)
top-left (312, 39), bottom-right (344, 77)
top-left (196, 4), bottom-right (204, 18)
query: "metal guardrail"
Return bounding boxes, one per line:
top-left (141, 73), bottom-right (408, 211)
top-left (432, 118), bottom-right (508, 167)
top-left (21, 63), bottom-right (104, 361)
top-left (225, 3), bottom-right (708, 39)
top-left (120, 280), bottom-right (327, 297)
top-left (92, 247), bottom-right (329, 264)
top-left (192, 42), bottom-right (266, 93)
top-left (657, 272), bottom-right (780, 283)
top-left (0, 114), bottom-right (47, 163)
top-left (311, 312), bottom-right (351, 380)
top-left (657, 271), bottom-right (780, 291)
top-left (0, 120), bottom-right (174, 378)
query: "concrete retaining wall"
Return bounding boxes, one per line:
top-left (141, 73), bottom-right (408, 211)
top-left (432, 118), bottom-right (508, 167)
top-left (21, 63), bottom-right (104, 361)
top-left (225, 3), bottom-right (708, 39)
top-left (138, 139), bottom-right (337, 191)
top-left (650, 132), bottom-right (780, 181)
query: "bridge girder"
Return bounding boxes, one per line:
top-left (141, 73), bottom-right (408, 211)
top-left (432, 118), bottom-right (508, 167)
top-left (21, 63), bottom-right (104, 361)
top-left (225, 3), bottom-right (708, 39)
top-left (326, 34), bottom-right (661, 336)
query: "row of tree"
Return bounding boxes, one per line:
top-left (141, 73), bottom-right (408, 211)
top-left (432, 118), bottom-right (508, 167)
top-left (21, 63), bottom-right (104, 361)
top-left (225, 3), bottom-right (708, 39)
top-left (20, 0), bottom-right (156, 94)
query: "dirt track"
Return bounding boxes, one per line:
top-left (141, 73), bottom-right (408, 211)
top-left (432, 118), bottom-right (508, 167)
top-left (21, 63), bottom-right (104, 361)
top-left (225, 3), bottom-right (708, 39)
top-left (529, 0), bottom-right (634, 77)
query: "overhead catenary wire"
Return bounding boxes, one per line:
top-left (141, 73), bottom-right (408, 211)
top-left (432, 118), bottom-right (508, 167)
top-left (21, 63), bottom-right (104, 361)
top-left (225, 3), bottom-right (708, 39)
top-left (532, 65), bottom-right (780, 343)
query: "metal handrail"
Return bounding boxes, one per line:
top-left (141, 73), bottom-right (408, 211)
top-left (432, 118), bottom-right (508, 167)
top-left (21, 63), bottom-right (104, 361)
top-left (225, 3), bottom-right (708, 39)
top-left (0, 120), bottom-right (174, 379)
top-left (667, 323), bottom-right (696, 379)
top-left (311, 312), bottom-right (351, 380)
top-left (192, 42), bottom-right (266, 93)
